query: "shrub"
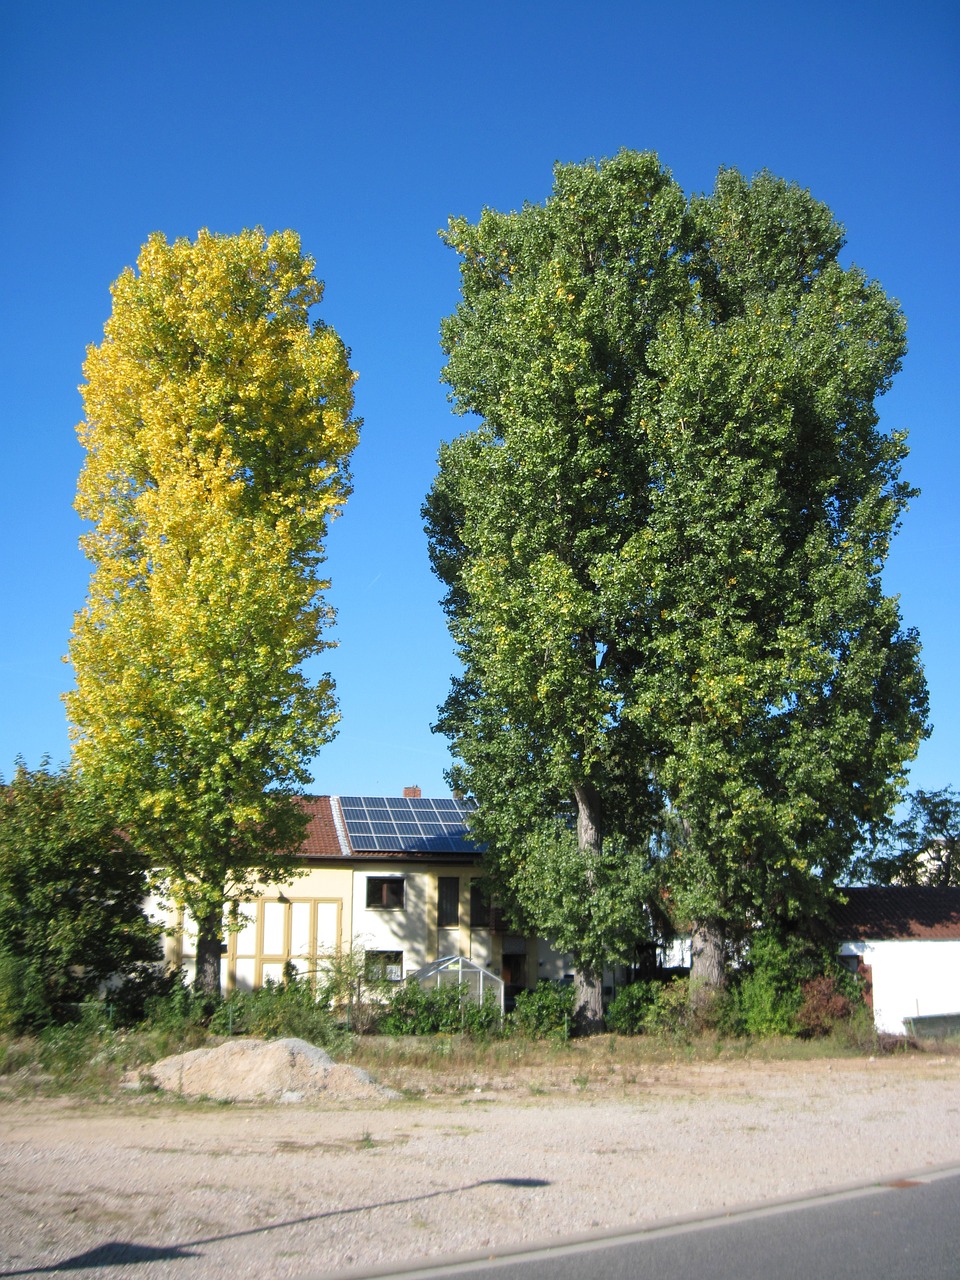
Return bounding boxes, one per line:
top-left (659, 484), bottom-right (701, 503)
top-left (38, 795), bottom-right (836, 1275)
top-left (731, 933), bottom-right (822, 1036)
top-left (644, 978), bottom-right (693, 1039)
top-left (0, 952), bottom-right (47, 1034)
top-left (0, 763), bottom-right (161, 1030)
top-left (730, 932), bottom-right (865, 1038)
top-left (143, 974), bottom-right (219, 1032)
top-left (460, 991), bottom-right (504, 1038)
top-left (508, 981), bottom-right (574, 1039)
top-left (795, 974), bottom-right (853, 1037)
top-left (378, 980), bottom-right (502, 1037)
top-left (606, 981), bottom-right (659, 1035)
top-left (102, 964), bottom-right (184, 1028)
top-left (314, 946), bottom-right (392, 1034)
top-left (208, 968), bottom-right (344, 1050)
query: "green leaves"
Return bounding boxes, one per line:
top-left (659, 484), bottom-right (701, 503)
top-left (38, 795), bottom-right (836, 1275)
top-left (0, 763), bottom-right (160, 1028)
top-left (427, 152), bottom-right (928, 990)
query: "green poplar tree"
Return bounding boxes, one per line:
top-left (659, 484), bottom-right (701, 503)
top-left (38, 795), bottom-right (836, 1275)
top-left (426, 153), bottom-right (927, 1026)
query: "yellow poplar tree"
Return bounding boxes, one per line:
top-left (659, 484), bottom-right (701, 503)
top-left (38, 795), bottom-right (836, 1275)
top-left (67, 229), bottom-right (358, 994)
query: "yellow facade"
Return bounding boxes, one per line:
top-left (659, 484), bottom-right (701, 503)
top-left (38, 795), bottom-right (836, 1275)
top-left (165, 861), bottom-right (545, 992)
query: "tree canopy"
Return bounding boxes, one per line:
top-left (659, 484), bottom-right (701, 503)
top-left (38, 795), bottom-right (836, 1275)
top-left (66, 228), bottom-right (358, 993)
top-left (425, 152), bottom-right (928, 1022)
top-left (0, 762), bottom-right (159, 1029)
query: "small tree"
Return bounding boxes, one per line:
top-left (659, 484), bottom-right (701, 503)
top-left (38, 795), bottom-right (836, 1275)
top-left (67, 229), bottom-right (358, 994)
top-left (0, 762), bottom-right (160, 1029)
top-left (861, 787), bottom-right (960, 887)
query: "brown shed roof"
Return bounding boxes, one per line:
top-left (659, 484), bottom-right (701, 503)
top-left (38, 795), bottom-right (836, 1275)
top-left (831, 887), bottom-right (960, 941)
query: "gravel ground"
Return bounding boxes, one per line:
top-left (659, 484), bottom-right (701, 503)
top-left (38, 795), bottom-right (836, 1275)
top-left (1, 1054), bottom-right (958, 1279)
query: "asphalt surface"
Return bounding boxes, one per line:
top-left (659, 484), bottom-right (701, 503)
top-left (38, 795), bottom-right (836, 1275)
top-left (337, 1165), bottom-right (960, 1280)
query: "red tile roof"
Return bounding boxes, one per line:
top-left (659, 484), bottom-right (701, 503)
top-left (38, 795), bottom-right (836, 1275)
top-left (831, 887), bottom-right (960, 941)
top-left (296, 795), bottom-right (480, 862)
top-left (298, 796), bottom-right (345, 857)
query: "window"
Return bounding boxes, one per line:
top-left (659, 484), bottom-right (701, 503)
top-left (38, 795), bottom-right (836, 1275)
top-left (437, 876), bottom-right (460, 928)
top-left (470, 880), bottom-right (506, 931)
top-left (365, 950), bottom-right (403, 982)
top-left (366, 876), bottom-right (405, 910)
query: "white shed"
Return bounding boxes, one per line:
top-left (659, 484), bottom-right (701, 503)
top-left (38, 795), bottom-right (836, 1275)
top-left (833, 887), bottom-right (960, 1037)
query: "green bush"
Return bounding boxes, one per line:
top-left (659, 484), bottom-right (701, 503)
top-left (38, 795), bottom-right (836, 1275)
top-left (0, 952), bottom-right (47, 1034)
top-left (606, 981), bottom-right (659, 1035)
top-left (644, 978), bottom-right (693, 1038)
top-left (208, 968), bottom-right (344, 1050)
top-left (142, 973), bottom-right (219, 1032)
top-left (0, 763), bottom-right (160, 1030)
top-left (460, 990), bottom-right (503, 1038)
top-left (102, 964), bottom-right (185, 1028)
top-left (731, 932), bottom-right (862, 1038)
top-left (315, 945), bottom-right (390, 1034)
top-left (378, 981), bottom-right (502, 1037)
top-left (508, 981), bottom-right (574, 1039)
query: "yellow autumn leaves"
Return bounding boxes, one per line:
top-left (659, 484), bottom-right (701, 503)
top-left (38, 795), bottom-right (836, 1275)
top-left (66, 229), bottom-right (358, 888)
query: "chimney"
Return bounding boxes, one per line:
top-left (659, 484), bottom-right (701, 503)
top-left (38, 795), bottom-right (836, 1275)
top-left (403, 785), bottom-right (422, 799)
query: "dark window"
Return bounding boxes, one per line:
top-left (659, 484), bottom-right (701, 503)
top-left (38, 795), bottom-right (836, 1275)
top-left (470, 880), bottom-right (507, 931)
top-left (366, 877), bottom-right (405, 910)
top-left (437, 876), bottom-right (460, 928)
top-left (501, 953), bottom-right (526, 988)
top-left (365, 950), bottom-right (403, 982)
top-left (470, 879), bottom-right (490, 929)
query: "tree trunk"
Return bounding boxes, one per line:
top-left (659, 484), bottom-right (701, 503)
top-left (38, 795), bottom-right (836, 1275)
top-left (573, 966), bottom-right (604, 1036)
top-left (689, 919), bottom-right (726, 1016)
top-left (572, 782), bottom-right (605, 1035)
top-left (193, 904), bottom-right (224, 998)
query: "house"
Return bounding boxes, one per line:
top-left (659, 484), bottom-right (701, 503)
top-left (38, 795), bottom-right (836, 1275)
top-left (164, 790), bottom-right (573, 998)
top-left (832, 887), bottom-right (960, 1036)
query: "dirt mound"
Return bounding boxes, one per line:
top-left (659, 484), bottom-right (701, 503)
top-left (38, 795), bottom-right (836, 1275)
top-left (131, 1037), bottom-right (398, 1102)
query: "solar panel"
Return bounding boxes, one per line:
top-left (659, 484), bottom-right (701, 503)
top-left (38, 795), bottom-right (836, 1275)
top-left (335, 795), bottom-right (479, 854)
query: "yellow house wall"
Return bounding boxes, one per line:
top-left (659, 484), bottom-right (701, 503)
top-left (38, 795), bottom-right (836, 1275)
top-left (159, 861), bottom-right (549, 993)
top-left (351, 863), bottom-right (476, 978)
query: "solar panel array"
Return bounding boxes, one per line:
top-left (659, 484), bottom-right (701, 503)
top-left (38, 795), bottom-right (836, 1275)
top-left (337, 796), bottom-right (479, 853)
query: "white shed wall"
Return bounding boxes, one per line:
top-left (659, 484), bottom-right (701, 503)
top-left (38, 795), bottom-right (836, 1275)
top-left (840, 939), bottom-right (960, 1035)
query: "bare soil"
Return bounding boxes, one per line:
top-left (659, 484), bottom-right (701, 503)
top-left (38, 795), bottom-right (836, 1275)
top-left (1, 1047), bottom-right (959, 1279)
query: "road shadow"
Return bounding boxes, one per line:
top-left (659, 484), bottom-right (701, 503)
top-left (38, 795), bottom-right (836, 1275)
top-left (1, 1176), bottom-right (552, 1275)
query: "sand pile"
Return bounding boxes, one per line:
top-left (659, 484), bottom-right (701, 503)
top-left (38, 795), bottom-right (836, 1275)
top-left (131, 1037), bottom-right (397, 1102)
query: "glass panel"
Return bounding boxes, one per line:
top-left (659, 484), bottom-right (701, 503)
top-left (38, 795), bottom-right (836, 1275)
top-left (290, 901), bottom-right (311, 956)
top-left (235, 906), bottom-right (257, 956)
top-left (316, 901), bottom-right (339, 951)
top-left (234, 958), bottom-right (256, 993)
top-left (261, 961), bottom-right (285, 985)
top-left (262, 901), bottom-right (286, 955)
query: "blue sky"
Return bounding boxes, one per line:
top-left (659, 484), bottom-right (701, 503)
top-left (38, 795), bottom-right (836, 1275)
top-left (2, 0), bottom-right (957, 800)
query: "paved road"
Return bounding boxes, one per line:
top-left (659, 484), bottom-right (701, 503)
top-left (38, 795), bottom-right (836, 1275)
top-left (340, 1166), bottom-right (960, 1280)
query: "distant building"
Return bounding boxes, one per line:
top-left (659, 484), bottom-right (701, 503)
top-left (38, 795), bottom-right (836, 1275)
top-left (832, 887), bottom-right (960, 1035)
